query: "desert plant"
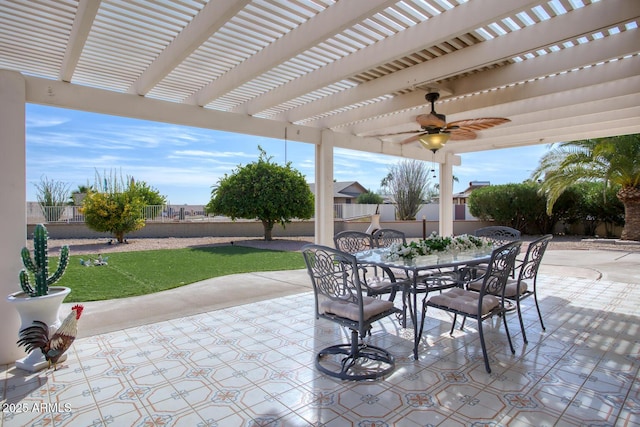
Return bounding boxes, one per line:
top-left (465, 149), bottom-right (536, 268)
top-left (384, 160), bottom-right (435, 220)
top-left (81, 169), bottom-right (148, 243)
top-left (19, 224), bottom-right (70, 297)
top-left (35, 176), bottom-right (70, 222)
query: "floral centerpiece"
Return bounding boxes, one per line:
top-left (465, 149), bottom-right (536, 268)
top-left (386, 232), bottom-right (491, 260)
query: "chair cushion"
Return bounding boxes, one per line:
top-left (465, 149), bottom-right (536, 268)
top-left (467, 279), bottom-right (528, 297)
top-left (428, 288), bottom-right (499, 315)
top-left (365, 276), bottom-right (396, 291)
top-left (320, 296), bottom-right (395, 322)
top-left (389, 267), bottom-right (409, 279)
top-left (505, 279), bottom-right (528, 297)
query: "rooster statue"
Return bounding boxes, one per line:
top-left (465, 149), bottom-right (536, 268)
top-left (17, 304), bottom-right (84, 370)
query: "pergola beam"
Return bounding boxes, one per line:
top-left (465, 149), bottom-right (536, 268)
top-left (128, 0), bottom-right (250, 96)
top-left (241, 0), bottom-right (542, 117)
top-left (343, 28), bottom-right (639, 135)
top-left (24, 75), bottom-right (417, 158)
top-left (189, 0), bottom-right (396, 108)
top-left (59, 0), bottom-right (101, 82)
top-left (287, 0), bottom-right (638, 125)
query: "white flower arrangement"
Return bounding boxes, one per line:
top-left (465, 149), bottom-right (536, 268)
top-left (386, 232), bottom-right (491, 260)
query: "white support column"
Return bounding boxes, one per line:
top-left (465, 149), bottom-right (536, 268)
top-left (314, 130), bottom-right (335, 246)
top-left (439, 154), bottom-right (454, 237)
top-left (0, 70), bottom-right (27, 364)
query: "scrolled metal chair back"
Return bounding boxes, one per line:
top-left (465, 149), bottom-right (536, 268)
top-left (474, 226), bottom-right (521, 246)
top-left (373, 229), bottom-right (407, 248)
top-left (519, 235), bottom-right (553, 281)
top-left (333, 230), bottom-right (373, 254)
top-left (302, 245), bottom-right (361, 312)
top-left (480, 241), bottom-right (522, 299)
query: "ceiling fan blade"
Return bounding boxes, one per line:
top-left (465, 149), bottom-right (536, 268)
top-left (400, 133), bottom-right (427, 145)
top-left (416, 113), bottom-right (446, 128)
top-left (446, 117), bottom-right (510, 131)
top-left (366, 130), bottom-right (422, 138)
top-left (449, 128), bottom-right (477, 140)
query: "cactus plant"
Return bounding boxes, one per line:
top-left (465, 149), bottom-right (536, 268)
top-left (19, 224), bottom-right (69, 297)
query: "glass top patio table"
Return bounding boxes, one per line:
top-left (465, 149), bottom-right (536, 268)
top-left (355, 246), bottom-right (494, 271)
top-left (355, 246), bottom-right (495, 360)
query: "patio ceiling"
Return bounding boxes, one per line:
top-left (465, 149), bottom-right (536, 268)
top-left (1, 0), bottom-right (639, 160)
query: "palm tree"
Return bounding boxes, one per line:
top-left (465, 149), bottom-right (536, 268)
top-left (531, 134), bottom-right (640, 241)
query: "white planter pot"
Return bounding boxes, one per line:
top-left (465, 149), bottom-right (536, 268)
top-left (6, 286), bottom-right (71, 372)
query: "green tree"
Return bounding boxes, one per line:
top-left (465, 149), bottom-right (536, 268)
top-left (467, 182), bottom-right (579, 234)
top-left (34, 175), bottom-right (70, 222)
top-left (468, 183), bottom-right (531, 231)
top-left (356, 190), bottom-right (383, 204)
top-left (385, 160), bottom-right (434, 220)
top-left (81, 170), bottom-right (146, 243)
top-left (206, 147), bottom-right (314, 241)
top-left (129, 179), bottom-right (167, 220)
top-left (541, 185), bottom-right (582, 234)
top-left (532, 134), bottom-right (640, 241)
top-left (131, 180), bottom-right (166, 206)
top-left (573, 181), bottom-right (624, 237)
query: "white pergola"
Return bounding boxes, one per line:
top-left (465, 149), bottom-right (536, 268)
top-left (1, 0), bottom-right (638, 363)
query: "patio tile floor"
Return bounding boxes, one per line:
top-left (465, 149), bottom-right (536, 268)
top-left (1, 273), bottom-right (639, 426)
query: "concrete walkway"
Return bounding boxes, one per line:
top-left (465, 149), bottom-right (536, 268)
top-left (73, 269), bottom-right (312, 338)
top-left (71, 249), bottom-right (640, 338)
top-left (539, 249), bottom-right (640, 283)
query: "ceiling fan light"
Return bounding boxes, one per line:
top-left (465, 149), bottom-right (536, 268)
top-left (418, 132), bottom-right (450, 152)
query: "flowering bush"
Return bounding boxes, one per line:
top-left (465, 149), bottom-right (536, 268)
top-left (386, 232), bottom-right (491, 260)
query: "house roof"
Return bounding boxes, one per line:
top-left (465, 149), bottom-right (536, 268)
top-left (0, 1), bottom-right (638, 161)
top-left (453, 181), bottom-right (491, 198)
top-left (308, 181), bottom-right (367, 199)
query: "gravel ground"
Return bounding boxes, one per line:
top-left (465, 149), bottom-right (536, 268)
top-left (33, 235), bottom-right (640, 256)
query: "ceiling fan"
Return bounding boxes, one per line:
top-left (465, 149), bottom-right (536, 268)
top-left (374, 92), bottom-right (511, 152)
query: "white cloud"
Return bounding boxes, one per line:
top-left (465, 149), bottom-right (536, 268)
top-left (26, 115), bottom-right (69, 128)
top-left (169, 150), bottom-right (255, 159)
top-left (334, 147), bottom-right (395, 166)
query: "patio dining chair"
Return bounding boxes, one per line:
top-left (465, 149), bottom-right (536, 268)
top-left (471, 226), bottom-right (522, 279)
top-left (372, 228), bottom-right (407, 248)
top-left (371, 228), bottom-right (412, 281)
top-left (489, 234), bottom-right (552, 344)
top-left (425, 241), bottom-right (522, 373)
top-left (474, 226), bottom-right (521, 245)
top-left (302, 244), bottom-right (401, 380)
top-left (333, 230), bottom-right (401, 301)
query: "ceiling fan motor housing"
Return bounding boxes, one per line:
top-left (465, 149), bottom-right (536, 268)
top-left (423, 92), bottom-right (447, 127)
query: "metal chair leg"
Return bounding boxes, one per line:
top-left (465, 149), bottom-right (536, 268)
top-left (516, 298), bottom-right (528, 344)
top-left (316, 329), bottom-right (395, 381)
top-left (534, 292), bottom-right (546, 331)
top-left (449, 313), bottom-right (458, 335)
top-left (478, 319), bottom-right (491, 373)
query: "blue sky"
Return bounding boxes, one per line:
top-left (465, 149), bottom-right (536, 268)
top-left (26, 104), bottom-right (549, 204)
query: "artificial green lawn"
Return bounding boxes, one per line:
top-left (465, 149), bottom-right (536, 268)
top-left (54, 246), bottom-right (306, 302)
